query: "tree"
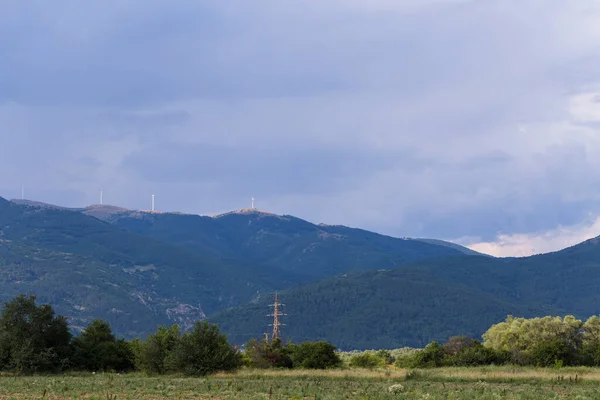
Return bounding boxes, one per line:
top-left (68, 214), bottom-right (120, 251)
top-left (530, 338), bottom-right (572, 367)
top-left (289, 341), bottom-right (341, 369)
top-left (244, 338), bottom-right (293, 369)
top-left (170, 321), bottom-right (241, 376)
top-left (72, 320), bottom-right (134, 372)
top-left (443, 337), bottom-right (500, 366)
top-left (482, 315), bottom-right (582, 365)
top-left (403, 342), bottom-right (445, 368)
top-left (348, 353), bottom-right (382, 369)
top-left (579, 316), bottom-right (600, 365)
top-left (0, 294), bottom-right (71, 373)
top-left (134, 325), bottom-right (181, 374)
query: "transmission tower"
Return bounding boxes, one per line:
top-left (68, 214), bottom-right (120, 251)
top-left (267, 292), bottom-right (285, 341)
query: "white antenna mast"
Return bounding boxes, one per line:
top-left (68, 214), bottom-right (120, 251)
top-left (251, 196), bottom-right (255, 209)
top-left (152, 194), bottom-right (155, 211)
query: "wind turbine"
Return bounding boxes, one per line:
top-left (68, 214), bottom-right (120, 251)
top-left (251, 197), bottom-right (255, 209)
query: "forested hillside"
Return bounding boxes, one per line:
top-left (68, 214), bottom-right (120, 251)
top-left (212, 236), bottom-right (600, 349)
top-left (98, 207), bottom-right (475, 281)
top-left (0, 198), bottom-right (288, 336)
top-left (8, 196), bottom-right (600, 350)
top-left (0, 198), bottom-right (480, 339)
top-left (210, 262), bottom-right (550, 349)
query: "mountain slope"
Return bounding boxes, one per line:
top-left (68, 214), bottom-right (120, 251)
top-left (211, 235), bottom-right (600, 349)
top-left (210, 264), bottom-right (548, 349)
top-left (1, 198), bottom-right (484, 339)
top-left (0, 198), bottom-right (285, 336)
top-left (101, 208), bottom-right (479, 281)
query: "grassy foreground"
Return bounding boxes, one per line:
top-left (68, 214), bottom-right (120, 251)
top-left (1, 367), bottom-right (600, 399)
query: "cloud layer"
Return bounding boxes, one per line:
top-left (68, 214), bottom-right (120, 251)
top-left (2, 0), bottom-right (600, 256)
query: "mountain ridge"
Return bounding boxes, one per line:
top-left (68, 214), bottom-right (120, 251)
top-left (0, 196), bottom-right (483, 341)
top-left (10, 198), bottom-right (483, 259)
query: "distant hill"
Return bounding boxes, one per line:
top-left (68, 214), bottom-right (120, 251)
top-left (210, 262), bottom-right (548, 349)
top-left (0, 198), bottom-right (293, 336)
top-left (212, 235), bottom-right (600, 349)
top-left (413, 238), bottom-right (488, 257)
top-left (0, 197), bottom-right (480, 339)
top-left (7, 197), bottom-right (600, 349)
top-left (100, 207), bottom-right (477, 281)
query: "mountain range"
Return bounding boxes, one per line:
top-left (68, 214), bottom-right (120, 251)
top-left (2, 197), bottom-right (600, 349)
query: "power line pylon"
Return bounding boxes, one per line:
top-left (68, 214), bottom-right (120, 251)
top-left (267, 292), bottom-right (285, 341)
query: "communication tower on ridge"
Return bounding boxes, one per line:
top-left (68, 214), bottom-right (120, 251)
top-left (267, 292), bottom-right (285, 341)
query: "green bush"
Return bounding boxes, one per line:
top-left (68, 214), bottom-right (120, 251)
top-left (443, 336), bottom-right (500, 366)
top-left (170, 321), bottom-right (241, 376)
top-left (71, 320), bottom-right (134, 372)
top-left (289, 341), bottom-right (341, 369)
top-left (133, 325), bottom-right (181, 374)
top-left (244, 338), bottom-right (293, 369)
top-left (529, 338), bottom-right (573, 367)
top-left (411, 342), bottom-right (445, 368)
top-left (375, 349), bottom-right (395, 365)
top-left (349, 353), bottom-right (383, 369)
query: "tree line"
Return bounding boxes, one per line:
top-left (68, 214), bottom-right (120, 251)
top-left (6, 294), bottom-right (600, 374)
top-left (345, 315), bottom-right (600, 369)
top-left (0, 295), bottom-right (340, 375)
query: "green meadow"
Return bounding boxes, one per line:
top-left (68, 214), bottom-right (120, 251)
top-left (2, 367), bottom-right (600, 400)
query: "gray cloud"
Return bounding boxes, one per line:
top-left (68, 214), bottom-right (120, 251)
top-left (2, 0), bottom-right (600, 253)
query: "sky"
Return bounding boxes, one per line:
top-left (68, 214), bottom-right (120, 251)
top-left (2, 0), bottom-right (600, 257)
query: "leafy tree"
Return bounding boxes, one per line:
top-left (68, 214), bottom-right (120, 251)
top-left (133, 325), bottom-right (181, 374)
top-left (396, 342), bottom-right (445, 369)
top-left (530, 338), bottom-right (572, 367)
top-left (288, 341), bottom-right (341, 369)
top-left (348, 353), bottom-right (383, 369)
top-left (244, 338), bottom-right (293, 369)
top-left (170, 321), bottom-right (241, 376)
top-left (580, 316), bottom-right (600, 366)
top-left (72, 320), bottom-right (134, 372)
top-left (443, 337), bottom-right (500, 366)
top-left (483, 315), bottom-right (582, 365)
top-left (0, 294), bottom-right (71, 373)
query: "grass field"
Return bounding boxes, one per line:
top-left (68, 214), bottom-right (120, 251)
top-left (1, 367), bottom-right (600, 399)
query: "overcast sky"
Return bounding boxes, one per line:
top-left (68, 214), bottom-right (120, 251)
top-left (2, 0), bottom-right (600, 257)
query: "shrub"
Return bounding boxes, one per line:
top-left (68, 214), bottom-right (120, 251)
top-left (529, 338), bottom-right (573, 367)
top-left (412, 341), bottom-right (445, 368)
top-left (244, 338), bottom-right (293, 369)
top-left (71, 320), bottom-right (134, 372)
top-left (349, 353), bottom-right (383, 369)
top-left (443, 337), bottom-right (500, 366)
top-left (289, 341), bottom-right (341, 369)
top-left (133, 325), bottom-right (181, 374)
top-left (375, 350), bottom-right (395, 365)
top-left (170, 321), bottom-right (241, 376)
